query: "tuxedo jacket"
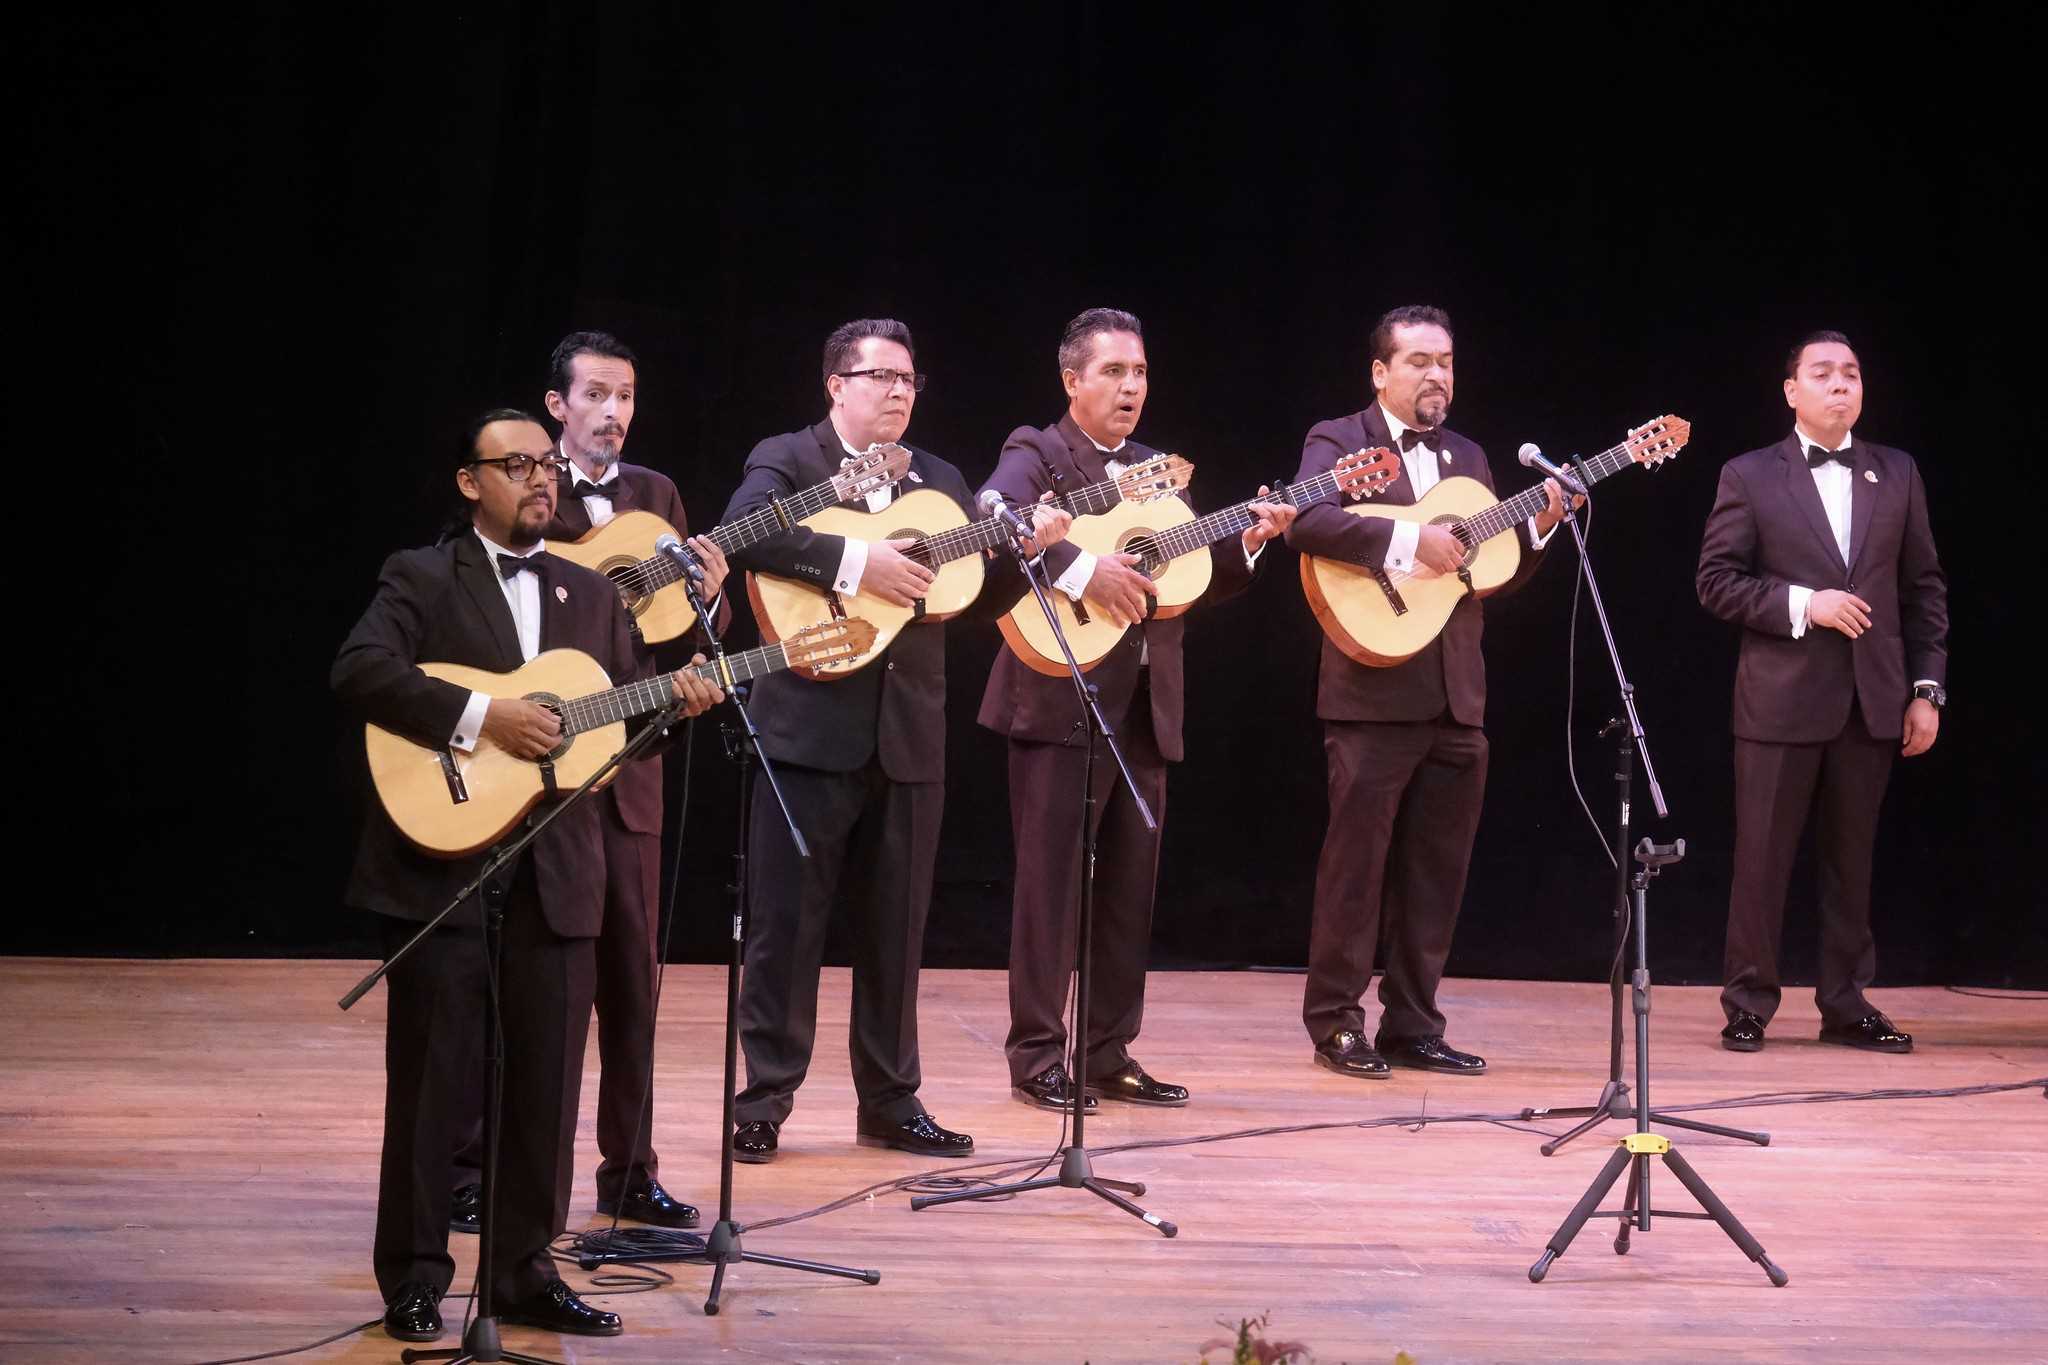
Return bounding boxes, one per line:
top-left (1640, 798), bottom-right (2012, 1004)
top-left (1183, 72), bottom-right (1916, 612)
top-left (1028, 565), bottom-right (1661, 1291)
top-left (1285, 405), bottom-right (1545, 727)
top-left (546, 460), bottom-right (732, 834)
top-left (333, 531), bottom-right (647, 938)
top-left (974, 414), bottom-right (1256, 761)
top-left (1696, 434), bottom-right (1947, 743)
top-left (722, 419), bottom-right (974, 782)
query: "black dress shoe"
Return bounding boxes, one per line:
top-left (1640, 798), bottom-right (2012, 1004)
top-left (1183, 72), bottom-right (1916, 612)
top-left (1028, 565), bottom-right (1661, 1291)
top-left (1721, 1011), bottom-right (1766, 1052)
top-left (499, 1280), bottom-right (622, 1337)
top-left (597, 1177), bottom-right (700, 1228)
top-left (1088, 1060), bottom-right (1190, 1106)
top-left (448, 1181), bottom-right (481, 1234)
top-left (1013, 1062), bottom-right (1098, 1112)
top-left (855, 1111), bottom-right (975, 1158)
top-left (1313, 1030), bottom-right (1390, 1079)
top-left (733, 1120), bottom-right (779, 1164)
top-left (1377, 1033), bottom-right (1487, 1074)
top-left (1820, 1012), bottom-right (1913, 1053)
top-left (382, 1281), bottom-right (443, 1343)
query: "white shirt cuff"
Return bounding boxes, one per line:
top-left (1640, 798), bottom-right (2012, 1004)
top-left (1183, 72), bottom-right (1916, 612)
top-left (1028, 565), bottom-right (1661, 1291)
top-left (834, 539), bottom-right (869, 595)
top-left (1386, 520), bottom-right (1420, 574)
top-left (1526, 515), bottom-right (1556, 550)
top-left (1243, 538), bottom-right (1266, 571)
top-left (1053, 549), bottom-right (1097, 601)
top-left (1788, 585), bottom-right (1813, 639)
top-left (451, 691), bottom-right (491, 753)
top-left (1912, 679), bottom-right (1940, 689)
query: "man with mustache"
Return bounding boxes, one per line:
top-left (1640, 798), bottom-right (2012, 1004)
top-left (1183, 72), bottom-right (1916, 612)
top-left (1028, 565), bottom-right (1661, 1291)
top-left (977, 307), bottom-right (1294, 1112)
top-left (1697, 330), bottom-right (1947, 1054)
top-left (334, 409), bottom-right (722, 1342)
top-left (1285, 305), bottom-right (1574, 1080)
top-left (444, 333), bottom-right (729, 1236)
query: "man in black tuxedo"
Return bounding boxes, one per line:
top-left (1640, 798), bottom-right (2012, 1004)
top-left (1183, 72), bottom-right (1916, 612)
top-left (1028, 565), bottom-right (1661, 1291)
top-left (334, 410), bottom-right (721, 1343)
top-left (1285, 305), bottom-right (1574, 1080)
top-left (721, 319), bottom-right (1048, 1161)
top-left (445, 332), bottom-right (731, 1237)
top-left (1697, 330), bottom-right (1947, 1054)
top-left (977, 307), bottom-right (1293, 1111)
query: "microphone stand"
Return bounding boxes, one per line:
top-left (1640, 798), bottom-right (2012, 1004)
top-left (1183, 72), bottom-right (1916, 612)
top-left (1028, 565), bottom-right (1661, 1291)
top-left (1522, 462), bottom-right (1768, 1158)
top-left (578, 549), bottom-right (881, 1315)
top-left (911, 502), bottom-right (1177, 1237)
top-left (341, 702), bottom-right (672, 1365)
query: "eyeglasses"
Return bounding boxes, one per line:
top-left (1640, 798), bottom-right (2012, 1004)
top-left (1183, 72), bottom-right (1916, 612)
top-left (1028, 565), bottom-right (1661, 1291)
top-left (469, 453), bottom-right (572, 483)
top-left (834, 368), bottom-right (928, 393)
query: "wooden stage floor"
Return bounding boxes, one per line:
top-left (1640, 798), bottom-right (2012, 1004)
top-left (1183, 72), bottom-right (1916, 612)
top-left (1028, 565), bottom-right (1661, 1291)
top-left (1, 960), bottom-right (2042, 1364)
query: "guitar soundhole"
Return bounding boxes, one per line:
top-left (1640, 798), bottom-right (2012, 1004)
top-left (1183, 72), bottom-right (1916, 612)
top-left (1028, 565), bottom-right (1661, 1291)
top-left (603, 563), bottom-right (649, 615)
top-left (525, 691), bottom-right (572, 761)
top-left (1436, 516), bottom-right (1476, 568)
top-left (1119, 530), bottom-right (1161, 575)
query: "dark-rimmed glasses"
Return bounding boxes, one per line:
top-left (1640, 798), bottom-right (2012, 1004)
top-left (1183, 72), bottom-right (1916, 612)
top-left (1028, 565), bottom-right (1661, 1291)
top-left (469, 453), bottom-right (572, 482)
top-left (834, 368), bottom-right (928, 393)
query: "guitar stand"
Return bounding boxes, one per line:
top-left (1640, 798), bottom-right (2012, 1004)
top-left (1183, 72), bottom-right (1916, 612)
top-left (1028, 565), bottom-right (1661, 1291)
top-left (1530, 840), bottom-right (1786, 1287)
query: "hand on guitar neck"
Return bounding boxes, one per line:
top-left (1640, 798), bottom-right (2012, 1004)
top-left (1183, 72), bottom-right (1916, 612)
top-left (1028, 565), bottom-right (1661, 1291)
top-left (479, 656), bottom-right (724, 759)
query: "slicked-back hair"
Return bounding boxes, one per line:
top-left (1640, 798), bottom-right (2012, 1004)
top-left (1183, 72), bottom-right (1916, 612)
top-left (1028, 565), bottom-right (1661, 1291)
top-left (823, 318), bottom-right (916, 383)
top-left (1058, 307), bottom-right (1144, 378)
top-left (1786, 329), bottom-right (1856, 379)
top-left (459, 407), bottom-right (546, 466)
top-left (1369, 305), bottom-right (1454, 367)
top-left (549, 331), bottom-right (638, 398)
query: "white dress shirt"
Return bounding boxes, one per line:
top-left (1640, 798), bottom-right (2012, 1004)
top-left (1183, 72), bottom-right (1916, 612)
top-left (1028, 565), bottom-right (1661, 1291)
top-left (562, 441), bottom-right (619, 526)
top-left (1378, 405), bottom-right (1553, 574)
top-left (449, 530), bottom-right (547, 752)
top-left (828, 430), bottom-right (902, 595)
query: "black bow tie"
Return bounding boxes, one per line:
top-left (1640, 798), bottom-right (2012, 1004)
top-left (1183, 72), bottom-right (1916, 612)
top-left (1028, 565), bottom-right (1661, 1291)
top-left (1805, 444), bottom-right (1852, 469)
top-left (1398, 427), bottom-right (1443, 455)
top-left (497, 552), bottom-right (545, 580)
top-left (572, 480), bottom-right (617, 499)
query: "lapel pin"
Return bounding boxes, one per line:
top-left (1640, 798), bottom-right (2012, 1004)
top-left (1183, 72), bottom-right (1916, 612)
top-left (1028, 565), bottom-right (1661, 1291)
top-left (1441, 450), bottom-right (1453, 464)
top-left (555, 585), bottom-right (568, 603)
top-left (907, 469), bottom-right (924, 484)
top-left (1864, 469), bottom-right (1878, 483)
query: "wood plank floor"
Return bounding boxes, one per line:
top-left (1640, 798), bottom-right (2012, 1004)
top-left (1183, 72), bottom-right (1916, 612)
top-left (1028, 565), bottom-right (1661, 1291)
top-left (0, 960), bottom-right (2042, 1364)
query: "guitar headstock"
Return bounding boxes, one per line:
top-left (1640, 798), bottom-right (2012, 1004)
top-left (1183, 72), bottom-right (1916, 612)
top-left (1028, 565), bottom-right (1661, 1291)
top-left (1335, 446), bottom-right (1400, 499)
top-left (783, 617), bottom-right (881, 669)
top-left (1624, 415), bottom-right (1690, 468)
top-left (1114, 454), bottom-right (1194, 503)
top-left (832, 443), bottom-right (912, 501)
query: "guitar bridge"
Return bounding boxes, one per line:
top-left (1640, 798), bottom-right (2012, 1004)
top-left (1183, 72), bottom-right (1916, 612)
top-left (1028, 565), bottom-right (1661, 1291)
top-left (438, 750), bottom-right (469, 805)
top-left (1371, 568), bottom-right (1409, 616)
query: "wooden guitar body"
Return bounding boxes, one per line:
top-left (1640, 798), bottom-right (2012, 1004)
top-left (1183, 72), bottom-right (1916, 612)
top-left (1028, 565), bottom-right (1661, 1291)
top-left (998, 496), bottom-right (1211, 676)
top-left (363, 649), bottom-right (624, 858)
top-left (746, 487), bottom-right (985, 679)
top-left (550, 509), bottom-right (697, 644)
top-left (1298, 476), bottom-right (1521, 667)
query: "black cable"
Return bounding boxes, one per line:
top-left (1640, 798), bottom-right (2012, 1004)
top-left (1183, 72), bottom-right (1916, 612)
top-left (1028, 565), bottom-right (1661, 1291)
top-left (1562, 493), bottom-right (1617, 871)
top-left (185, 1319), bottom-right (383, 1365)
top-left (1944, 985), bottom-right (2048, 1001)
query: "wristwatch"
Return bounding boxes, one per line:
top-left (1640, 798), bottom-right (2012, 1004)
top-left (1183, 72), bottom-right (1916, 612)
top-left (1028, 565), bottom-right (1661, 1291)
top-left (1912, 683), bottom-right (1946, 710)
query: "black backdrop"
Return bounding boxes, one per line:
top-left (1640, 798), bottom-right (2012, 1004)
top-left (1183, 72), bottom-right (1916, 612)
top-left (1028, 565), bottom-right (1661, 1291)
top-left (18, 7), bottom-right (2042, 990)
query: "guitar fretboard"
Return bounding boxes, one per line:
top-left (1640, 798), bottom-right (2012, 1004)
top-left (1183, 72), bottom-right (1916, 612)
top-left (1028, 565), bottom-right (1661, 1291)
top-left (622, 478), bottom-right (860, 595)
top-left (1123, 466), bottom-right (1352, 571)
top-left (1454, 440), bottom-right (1639, 546)
top-left (557, 642), bottom-right (792, 736)
top-left (908, 473), bottom-right (1140, 569)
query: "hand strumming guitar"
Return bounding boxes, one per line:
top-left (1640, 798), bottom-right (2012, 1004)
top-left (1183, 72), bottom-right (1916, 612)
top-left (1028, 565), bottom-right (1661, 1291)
top-left (483, 698), bottom-right (563, 759)
top-left (863, 538), bottom-right (938, 607)
top-left (1414, 524), bottom-right (1467, 576)
top-left (1084, 552), bottom-right (1155, 627)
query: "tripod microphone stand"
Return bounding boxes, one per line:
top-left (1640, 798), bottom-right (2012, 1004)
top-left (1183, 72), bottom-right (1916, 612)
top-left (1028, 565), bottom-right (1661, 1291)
top-left (577, 548), bottom-right (880, 1314)
top-left (341, 703), bottom-right (672, 1365)
top-left (1529, 467), bottom-right (1767, 1158)
top-left (1530, 838), bottom-right (1788, 1286)
top-left (911, 499), bottom-right (1176, 1236)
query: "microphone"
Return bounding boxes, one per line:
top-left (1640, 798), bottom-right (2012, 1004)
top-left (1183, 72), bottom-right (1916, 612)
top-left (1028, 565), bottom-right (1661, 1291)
top-left (978, 488), bottom-right (1029, 537)
top-left (1517, 443), bottom-right (1588, 498)
top-left (653, 533), bottom-right (706, 583)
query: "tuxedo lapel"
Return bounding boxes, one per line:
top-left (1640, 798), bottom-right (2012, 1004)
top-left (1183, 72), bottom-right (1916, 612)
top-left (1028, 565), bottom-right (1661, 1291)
top-left (1358, 406), bottom-right (1417, 506)
top-left (1845, 439), bottom-right (1879, 577)
top-left (1056, 414), bottom-right (1111, 485)
top-left (454, 534), bottom-right (525, 671)
top-left (1779, 436), bottom-right (1847, 574)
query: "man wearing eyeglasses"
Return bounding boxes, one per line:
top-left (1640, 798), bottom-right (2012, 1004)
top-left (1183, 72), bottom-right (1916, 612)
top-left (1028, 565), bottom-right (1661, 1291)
top-left (717, 319), bottom-right (989, 1163)
top-left (443, 332), bottom-right (730, 1243)
top-left (334, 409), bottom-right (723, 1343)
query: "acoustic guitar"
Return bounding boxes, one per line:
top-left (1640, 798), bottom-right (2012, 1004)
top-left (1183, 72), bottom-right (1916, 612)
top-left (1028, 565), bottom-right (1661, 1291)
top-left (748, 454), bottom-right (1192, 680)
top-left (1300, 415), bottom-right (1690, 666)
top-left (365, 618), bottom-right (878, 856)
top-left (998, 447), bottom-right (1399, 676)
top-left (550, 443), bottom-right (909, 644)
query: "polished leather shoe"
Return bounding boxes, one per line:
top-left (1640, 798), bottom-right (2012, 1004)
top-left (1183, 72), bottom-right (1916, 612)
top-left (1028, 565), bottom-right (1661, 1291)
top-left (499, 1279), bottom-right (622, 1337)
top-left (1013, 1062), bottom-right (1097, 1112)
top-left (1088, 1059), bottom-right (1190, 1106)
top-left (1820, 1012), bottom-right (1913, 1053)
top-left (855, 1111), bottom-right (975, 1158)
top-left (382, 1281), bottom-right (443, 1343)
top-left (1313, 1030), bottom-right (1390, 1079)
top-left (1721, 1011), bottom-right (1766, 1052)
top-left (597, 1177), bottom-right (700, 1228)
top-left (448, 1181), bottom-right (481, 1234)
top-left (733, 1120), bottom-right (779, 1164)
top-left (1377, 1033), bottom-right (1487, 1074)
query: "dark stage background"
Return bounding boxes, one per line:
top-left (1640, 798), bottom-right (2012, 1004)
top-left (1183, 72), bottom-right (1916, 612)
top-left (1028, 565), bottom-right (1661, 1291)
top-left (18, 7), bottom-right (2042, 991)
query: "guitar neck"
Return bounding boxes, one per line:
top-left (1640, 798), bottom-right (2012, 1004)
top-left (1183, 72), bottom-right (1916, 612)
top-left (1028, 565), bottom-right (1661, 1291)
top-left (1455, 440), bottom-right (1635, 544)
top-left (909, 472), bottom-right (1133, 568)
top-left (1134, 467), bottom-right (1344, 569)
top-left (635, 477), bottom-right (861, 591)
top-left (557, 642), bottom-right (792, 735)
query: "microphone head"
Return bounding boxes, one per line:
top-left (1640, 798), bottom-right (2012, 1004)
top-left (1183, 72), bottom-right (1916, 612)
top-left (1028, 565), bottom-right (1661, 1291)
top-left (654, 533), bottom-right (682, 554)
top-left (978, 488), bottom-right (1008, 512)
top-left (1517, 443), bottom-right (1543, 467)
